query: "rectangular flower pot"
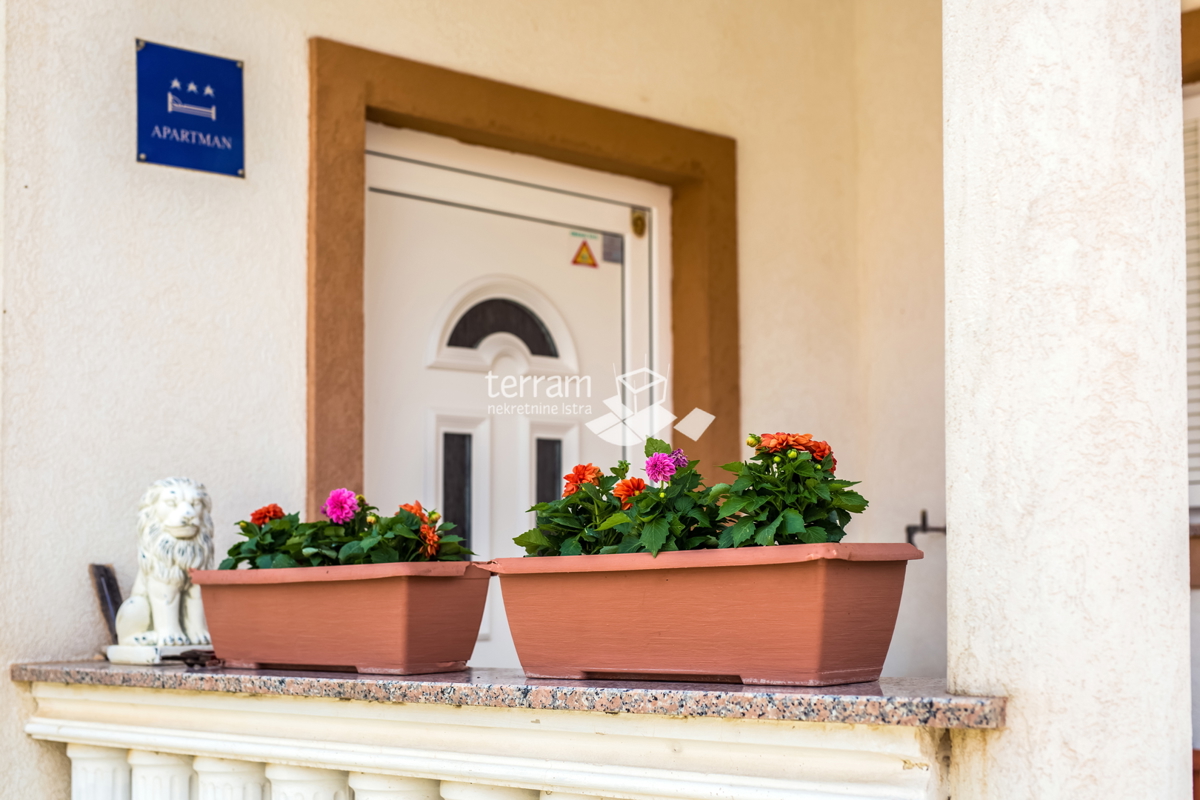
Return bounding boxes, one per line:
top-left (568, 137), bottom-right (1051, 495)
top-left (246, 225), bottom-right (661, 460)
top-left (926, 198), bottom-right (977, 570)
top-left (483, 543), bottom-right (922, 686)
top-left (191, 562), bottom-right (490, 674)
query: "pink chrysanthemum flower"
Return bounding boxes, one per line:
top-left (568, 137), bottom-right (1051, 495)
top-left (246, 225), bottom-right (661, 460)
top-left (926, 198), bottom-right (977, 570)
top-left (322, 487), bottom-right (359, 524)
top-left (669, 448), bottom-right (688, 469)
top-left (645, 452), bottom-right (678, 484)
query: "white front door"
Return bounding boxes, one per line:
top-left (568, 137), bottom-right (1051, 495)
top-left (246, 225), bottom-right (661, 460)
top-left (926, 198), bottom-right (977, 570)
top-left (363, 125), bottom-right (671, 667)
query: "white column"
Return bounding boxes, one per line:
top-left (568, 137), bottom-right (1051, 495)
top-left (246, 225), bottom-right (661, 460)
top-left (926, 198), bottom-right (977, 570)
top-left (264, 765), bottom-right (348, 800)
top-left (194, 757), bottom-right (268, 800)
top-left (348, 773), bottom-right (440, 799)
top-left (440, 783), bottom-right (538, 800)
top-left (66, 744), bottom-right (130, 800)
top-left (128, 751), bottom-right (193, 800)
top-left (944, 1), bottom-right (1190, 797)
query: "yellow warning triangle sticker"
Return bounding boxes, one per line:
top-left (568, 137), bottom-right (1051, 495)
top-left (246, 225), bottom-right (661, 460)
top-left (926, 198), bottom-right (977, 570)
top-left (572, 240), bottom-right (598, 267)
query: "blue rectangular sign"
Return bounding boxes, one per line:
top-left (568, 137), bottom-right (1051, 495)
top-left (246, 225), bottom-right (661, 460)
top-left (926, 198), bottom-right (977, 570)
top-left (137, 40), bottom-right (244, 177)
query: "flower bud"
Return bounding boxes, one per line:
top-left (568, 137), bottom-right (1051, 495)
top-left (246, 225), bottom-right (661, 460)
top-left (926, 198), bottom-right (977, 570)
top-left (659, 491), bottom-right (666, 498)
top-left (746, 433), bottom-right (761, 447)
top-left (787, 449), bottom-right (798, 459)
top-left (773, 455), bottom-right (782, 463)
top-left (366, 515), bottom-right (378, 525)
top-left (429, 511), bottom-right (441, 522)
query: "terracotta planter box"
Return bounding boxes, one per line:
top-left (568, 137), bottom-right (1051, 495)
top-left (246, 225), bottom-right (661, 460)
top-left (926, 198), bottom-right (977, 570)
top-left (191, 562), bottom-right (490, 674)
top-left (484, 543), bottom-right (922, 686)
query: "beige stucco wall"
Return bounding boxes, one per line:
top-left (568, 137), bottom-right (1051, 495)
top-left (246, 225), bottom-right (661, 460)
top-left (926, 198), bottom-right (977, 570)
top-left (0, 0), bottom-right (947, 794)
top-left (945, 1), bottom-right (1190, 795)
top-left (852, 0), bottom-right (946, 679)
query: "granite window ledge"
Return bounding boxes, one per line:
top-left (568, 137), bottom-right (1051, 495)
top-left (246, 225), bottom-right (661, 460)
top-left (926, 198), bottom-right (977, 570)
top-left (10, 662), bottom-right (1004, 729)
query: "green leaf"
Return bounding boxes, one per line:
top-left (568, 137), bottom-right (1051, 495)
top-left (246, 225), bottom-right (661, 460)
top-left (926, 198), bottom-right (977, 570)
top-left (800, 526), bottom-right (828, 544)
top-left (782, 509), bottom-right (806, 534)
top-left (338, 540), bottom-right (363, 563)
top-left (706, 483), bottom-right (731, 502)
top-left (731, 474), bottom-right (755, 492)
top-left (754, 515), bottom-right (784, 546)
top-left (598, 545), bottom-right (620, 554)
top-left (727, 517), bottom-right (756, 546)
top-left (640, 518), bottom-right (670, 555)
top-left (832, 490), bottom-right (869, 513)
top-left (617, 533), bottom-right (642, 553)
top-left (644, 436), bottom-right (672, 456)
top-left (560, 536), bottom-right (583, 556)
top-left (218, 558), bottom-right (236, 570)
top-left (272, 553), bottom-right (298, 569)
top-left (719, 462), bottom-right (745, 474)
top-left (514, 529), bottom-right (551, 549)
top-left (370, 547), bottom-right (399, 564)
top-left (717, 495), bottom-right (752, 520)
top-left (718, 527), bottom-right (735, 548)
top-left (597, 512), bottom-right (632, 531)
top-left (254, 554), bottom-right (273, 569)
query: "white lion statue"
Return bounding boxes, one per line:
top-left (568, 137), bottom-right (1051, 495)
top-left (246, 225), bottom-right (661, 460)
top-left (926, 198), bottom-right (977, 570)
top-left (114, 477), bottom-right (214, 647)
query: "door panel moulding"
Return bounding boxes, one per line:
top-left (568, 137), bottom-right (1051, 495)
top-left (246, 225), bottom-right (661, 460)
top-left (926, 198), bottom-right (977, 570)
top-left (308, 38), bottom-right (740, 515)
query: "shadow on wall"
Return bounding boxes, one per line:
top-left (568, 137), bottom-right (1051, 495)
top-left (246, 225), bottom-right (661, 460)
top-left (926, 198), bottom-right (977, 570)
top-left (884, 532), bottom-right (947, 678)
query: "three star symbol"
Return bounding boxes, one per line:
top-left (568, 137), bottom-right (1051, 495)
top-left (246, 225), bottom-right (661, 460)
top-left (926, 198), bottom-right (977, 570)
top-left (169, 78), bottom-right (215, 97)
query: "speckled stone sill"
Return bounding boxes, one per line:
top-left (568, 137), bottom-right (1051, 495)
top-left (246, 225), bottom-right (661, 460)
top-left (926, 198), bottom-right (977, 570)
top-left (11, 662), bottom-right (1004, 729)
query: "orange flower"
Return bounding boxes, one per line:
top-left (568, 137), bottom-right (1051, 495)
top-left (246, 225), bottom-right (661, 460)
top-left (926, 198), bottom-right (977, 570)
top-left (756, 432), bottom-right (834, 466)
top-left (419, 523), bottom-right (440, 558)
top-left (399, 500), bottom-right (429, 523)
top-left (562, 463), bottom-right (603, 498)
top-left (612, 477), bottom-right (646, 510)
top-left (249, 504), bottom-right (285, 527)
top-left (758, 432), bottom-right (812, 453)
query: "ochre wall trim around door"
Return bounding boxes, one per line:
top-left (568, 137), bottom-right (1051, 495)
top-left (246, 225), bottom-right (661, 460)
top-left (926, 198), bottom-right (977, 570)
top-left (308, 37), bottom-right (740, 516)
top-left (1185, 9), bottom-right (1200, 84)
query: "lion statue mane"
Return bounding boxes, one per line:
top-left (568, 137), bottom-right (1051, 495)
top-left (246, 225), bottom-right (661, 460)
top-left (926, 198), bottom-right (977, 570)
top-left (114, 477), bottom-right (215, 647)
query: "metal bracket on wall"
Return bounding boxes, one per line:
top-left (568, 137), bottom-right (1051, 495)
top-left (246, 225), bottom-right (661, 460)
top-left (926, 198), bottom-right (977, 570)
top-left (905, 509), bottom-right (946, 545)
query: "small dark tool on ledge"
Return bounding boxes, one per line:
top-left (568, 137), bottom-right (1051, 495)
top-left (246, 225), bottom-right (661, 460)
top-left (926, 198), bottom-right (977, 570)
top-left (905, 510), bottom-right (946, 545)
top-left (88, 564), bottom-right (122, 644)
top-left (168, 650), bottom-right (222, 668)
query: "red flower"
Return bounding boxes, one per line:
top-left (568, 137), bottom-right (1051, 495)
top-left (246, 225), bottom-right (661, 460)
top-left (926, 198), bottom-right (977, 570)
top-left (399, 500), bottom-right (430, 523)
top-left (613, 477), bottom-right (646, 510)
top-left (562, 463), bottom-right (603, 498)
top-left (803, 439), bottom-right (833, 462)
top-left (250, 504), bottom-right (285, 526)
